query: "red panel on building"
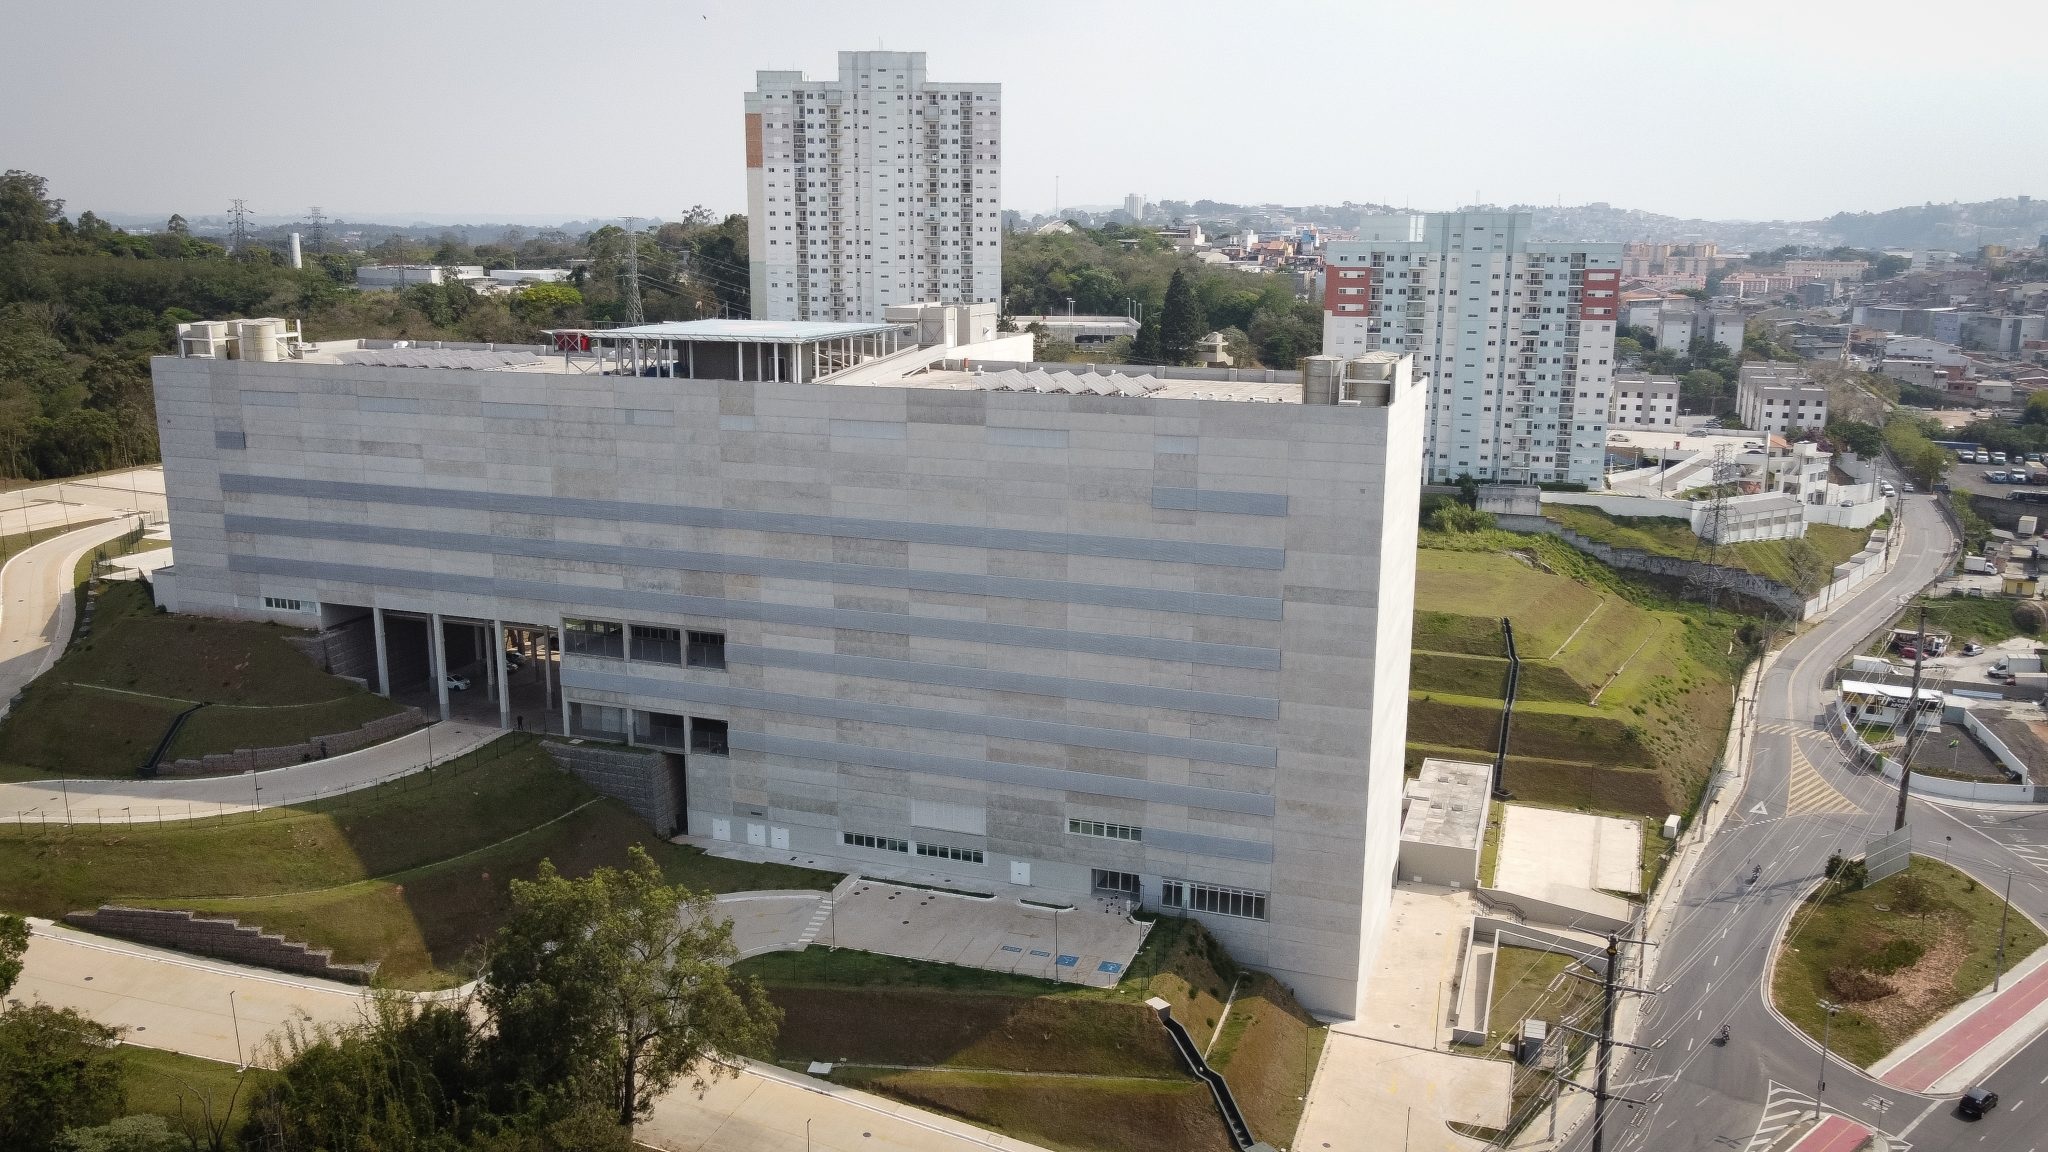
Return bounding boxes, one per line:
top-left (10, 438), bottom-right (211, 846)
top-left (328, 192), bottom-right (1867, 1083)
top-left (1578, 268), bottom-right (1619, 321)
top-left (1324, 266), bottom-right (1373, 314)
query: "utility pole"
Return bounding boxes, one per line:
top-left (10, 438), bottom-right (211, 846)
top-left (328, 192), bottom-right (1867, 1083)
top-left (1894, 605), bottom-right (1928, 831)
top-left (621, 218), bottom-right (644, 326)
top-left (1555, 932), bottom-right (1662, 1152)
top-left (1995, 869), bottom-right (2015, 991)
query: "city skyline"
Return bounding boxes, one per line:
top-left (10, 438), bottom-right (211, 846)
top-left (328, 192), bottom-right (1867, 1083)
top-left (5, 0), bottom-right (2045, 224)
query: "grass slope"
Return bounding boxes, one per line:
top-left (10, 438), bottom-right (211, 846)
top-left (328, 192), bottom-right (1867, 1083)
top-left (117, 1047), bottom-right (271, 1141)
top-left (0, 736), bottom-right (839, 988)
top-left (736, 917), bottom-right (1322, 1152)
top-left (0, 582), bottom-right (407, 780)
top-left (1407, 531), bottom-right (1750, 821)
top-left (1773, 857), bottom-right (2046, 1067)
top-left (1541, 505), bottom-right (1877, 589)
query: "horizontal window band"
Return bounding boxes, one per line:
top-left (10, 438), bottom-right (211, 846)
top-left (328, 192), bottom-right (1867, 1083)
top-left (731, 645), bottom-right (1278, 721)
top-left (220, 514), bottom-right (1282, 622)
top-left (225, 555), bottom-right (1282, 670)
top-left (1151, 487), bottom-right (1289, 517)
top-left (728, 730), bottom-right (1276, 817)
top-left (218, 473), bottom-right (1286, 570)
top-left (561, 667), bottom-right (1275, 769)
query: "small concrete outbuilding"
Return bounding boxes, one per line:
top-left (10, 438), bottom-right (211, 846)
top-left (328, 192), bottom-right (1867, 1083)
top-left (1398, 758), bottom-right (1491, 888)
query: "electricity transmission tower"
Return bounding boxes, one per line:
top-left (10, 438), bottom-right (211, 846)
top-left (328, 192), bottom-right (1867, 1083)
top-left (621, 218), bottom-right (645, 325)
top-left (1685, 444), bottom-right (1742, 612)
top-left (228, 199), bottom-right (250, 252)
top-left (304, 206), bottom-right (328, 253)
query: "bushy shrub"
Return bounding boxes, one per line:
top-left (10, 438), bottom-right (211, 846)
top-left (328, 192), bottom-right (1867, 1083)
top-left (1860, 936), bottom-right (1926, 975)
top-left (1825, 966), bottom-right (1896, 1002)
top-left (1823, 853), bottom-right (1868, 893)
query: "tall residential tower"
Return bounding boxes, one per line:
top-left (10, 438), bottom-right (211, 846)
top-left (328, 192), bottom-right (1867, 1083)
top-left (1323, 212), bottom-right (1621, 487)
top-left (746, 52), bottom-right (1002, 323)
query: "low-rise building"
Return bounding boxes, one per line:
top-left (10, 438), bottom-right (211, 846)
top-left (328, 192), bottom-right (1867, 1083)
top-left (1011, 314), bottom-right (1141, 347)
top-left (1736, 364), bottom-right (1829, 433)
top-left (1840, 679), bottom-right (1944, 732)
top-left (1657, 309), bottom-right (1697, 352)
top-left (355, 264), bottom-right (444, 291)
top-left (1610, 373), bottom-right (1680, 428)
top-left (1710, 310), bottom-right (1744, 355)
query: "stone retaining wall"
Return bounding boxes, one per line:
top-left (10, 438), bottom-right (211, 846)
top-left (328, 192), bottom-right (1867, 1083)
top-left (159, 706), bottom-right (425, 776)
top-left (64, 905), bottom-right (378, 983)
top-left (543, 740), bottom-right (677, 834)
top-left (1497, 516), bottom-right (1810, 617)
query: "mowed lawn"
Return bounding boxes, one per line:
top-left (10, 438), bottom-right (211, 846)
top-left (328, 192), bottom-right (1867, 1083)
top-left (0, 581), bottom-right (408, 780)
top-left (0, 736), bottom-right (840, 988)
top-left (736, 917), bottom-right (1324, 1152)
top-left (1774, 857), bottom-right (2047, 1067)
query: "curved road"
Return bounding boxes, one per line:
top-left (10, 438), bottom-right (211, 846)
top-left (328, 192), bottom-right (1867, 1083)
top-left (0, 516), bottom-right (140, 710)
top-left (1576, 490), bottom-right (2048, 1152)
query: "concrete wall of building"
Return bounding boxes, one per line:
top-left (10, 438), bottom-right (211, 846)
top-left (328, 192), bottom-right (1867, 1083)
top-left (542, 740), bottom-right (680, 835)
top-left (1397, 839), bottom-right (1478, 888)
top-left (150, 350), bottom-right (1425, 1019)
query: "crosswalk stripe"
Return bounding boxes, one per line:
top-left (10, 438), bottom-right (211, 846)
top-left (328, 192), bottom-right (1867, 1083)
top-left (1786, 743), bottom-right (1863, 816)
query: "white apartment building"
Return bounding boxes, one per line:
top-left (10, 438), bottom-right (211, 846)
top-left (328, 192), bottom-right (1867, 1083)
top-left (746, 52), bottom-right (1001, 323)
top-left (1611, 372), bottom-right (1680, 428)
top-left (1657, 309), bottom-right (1697, 352)
top-left (1322, 212), bottom-right (1621, 487)
top-left (1710, 309), bottom-right (1744, 355)
top-left (1736, 363), bottom-right (1829, 433)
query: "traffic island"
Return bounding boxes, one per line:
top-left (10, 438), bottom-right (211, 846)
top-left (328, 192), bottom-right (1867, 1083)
top-left (1771, 855), bottom-right (2046, 1068)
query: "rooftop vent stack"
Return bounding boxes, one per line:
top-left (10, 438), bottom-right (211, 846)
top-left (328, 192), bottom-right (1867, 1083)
top-left (1300, 354), bottom-right (1344, 404)
top-left (234, 318), bottom-right (286, 362)
top-left (1340, 355), bottom-right (1395, 406)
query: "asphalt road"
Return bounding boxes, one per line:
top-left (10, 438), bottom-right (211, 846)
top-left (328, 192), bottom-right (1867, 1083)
top-left (1564, 487), bottom-right (2009, 1152)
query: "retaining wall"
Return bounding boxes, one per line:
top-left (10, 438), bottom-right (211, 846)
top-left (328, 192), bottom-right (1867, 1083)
top-left (158, 707), bottom-right (426, 776)
top-left (64, 905), bottom-right (378, 983)
top-left (1496, 518), bottom-right (1810, 617)
top-left (543, 740), bottom-right (678, 834)
top-left (284, 615), bottom-right (380, 688)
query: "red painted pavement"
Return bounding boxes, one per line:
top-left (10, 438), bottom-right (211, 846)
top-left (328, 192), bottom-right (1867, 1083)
top-left (1881, 959), bottom-right (2048, 1092)
top-left (1789, 1114), bottom-right (1872, 1152)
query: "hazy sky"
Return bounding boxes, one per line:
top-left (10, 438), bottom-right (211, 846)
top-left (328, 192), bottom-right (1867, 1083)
top-left (6, 0), bottom-right (2045, 225)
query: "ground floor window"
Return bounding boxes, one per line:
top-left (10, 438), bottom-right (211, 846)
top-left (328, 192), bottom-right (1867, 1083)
top-left (568, 702), bottom-right (627, 740)
top-left (915, 842), bottom-right (984, 865)
top-left (843, 831), bottom-right (909, 853)
top-left (1091, 869), bottom-right (1141, 896)
top-left (635, 710), bottom-right (688, 749)
top-left (263, 596), bottom-right (311, 612)
top-left (1160, 879), bottom-right (1268, 921)
top-left (689, 718), bottom-right (728, 755)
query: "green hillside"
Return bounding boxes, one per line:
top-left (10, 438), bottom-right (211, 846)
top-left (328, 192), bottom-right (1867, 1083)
top-left (1407, 533), bottom-right (1753, 820)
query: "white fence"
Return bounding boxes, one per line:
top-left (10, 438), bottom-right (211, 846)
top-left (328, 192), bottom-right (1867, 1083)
top-left (1804, 533), bottom-right (1892, 618)
top-left (1828, 699), bottom-right (2041, 803)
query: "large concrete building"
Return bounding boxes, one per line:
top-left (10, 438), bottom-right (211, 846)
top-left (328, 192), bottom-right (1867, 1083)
top-left (1321, 212), bottom-right (1621, 487)
top-left (746, 51), bottom-right (1002, 323)
top-left (1610, 372), bottom-right (1681, 428)
top-left (151, 318), bottom-right (1424, 1018)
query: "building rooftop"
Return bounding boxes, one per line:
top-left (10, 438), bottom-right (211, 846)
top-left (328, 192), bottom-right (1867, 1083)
top-left (590, 319), bottom-right (901, 343)
top-left (1400, 758), bottom-right (1491, 852)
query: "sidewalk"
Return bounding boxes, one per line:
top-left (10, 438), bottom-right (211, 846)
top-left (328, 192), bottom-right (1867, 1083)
top-left (1871, 943), bottom-right (2048, 1093)
top-left (1780, 1114), bottom-right (1874, 1152)
top-left (0, 719), bottom-right (503, 823)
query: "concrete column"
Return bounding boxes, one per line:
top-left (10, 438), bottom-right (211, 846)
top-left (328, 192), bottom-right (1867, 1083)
top-left (557, 623), bottom-right (570, 736)
top-left (371, 606), bottom-right (390, 698)
top-left (542, 626), bottom-right (552, 713)
top-left (494, 617), bottom-right (510, 730)
top-left (430, 612), bottom-right (450, 722)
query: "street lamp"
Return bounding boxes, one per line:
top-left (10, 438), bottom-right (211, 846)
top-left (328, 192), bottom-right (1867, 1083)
top-left (1994, 870), bottom-right (2015, 992)
top-left (1815, 999), bottom-right (1841, 1114)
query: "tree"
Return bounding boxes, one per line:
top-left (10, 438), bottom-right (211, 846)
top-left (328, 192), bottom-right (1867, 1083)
top-left (0, 913), bottom-right (24, 997)
top-left (56, 1114), bottom-right (187, 1152)
top-left (164, 214), bottom-right (189, 236)
top-left (0, 1003), bottom-right (126, 1151)
top-left (1159, 269), bottom-right (1205, 365)
top-left (482, 846), bottom-right (779, 1126)
top-left (0, 170), bottom-right (63, 244)
top-left (1130, 310), bottom-right (1164, 363)
top-left (2023, 390), bottom-right (2048, 427)
top-left (511, 282), bottom-right (584, 329)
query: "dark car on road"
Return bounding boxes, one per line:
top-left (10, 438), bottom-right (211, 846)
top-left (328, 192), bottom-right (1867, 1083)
top-left (1957, 1086), bottom-right (1999, 1120)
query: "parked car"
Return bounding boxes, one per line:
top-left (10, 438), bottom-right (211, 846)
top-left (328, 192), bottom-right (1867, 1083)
top-left (1905, 484), bottom-right (1917, 493)
top-left (1989, 660), bottom-right (2010, 678)
top-left (502, 649), bottom-right (527, 670)
top-left (1993, 452), bottom-right (2009, 464)
top-left (1957, 1086), bottom-right (1999, 1120)
top-left (2030, 453), bottom-right (2044, 463)
top-left (1962, 642), bottom-right (1985, 656)
top-left (1986, 471), bottom-right (2008, 482)
top-left (444, 674), bottom-right (471, 691)
top-left (1898, 646), bottom-right (1921, 661)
